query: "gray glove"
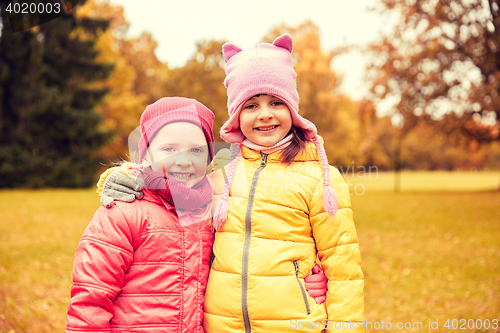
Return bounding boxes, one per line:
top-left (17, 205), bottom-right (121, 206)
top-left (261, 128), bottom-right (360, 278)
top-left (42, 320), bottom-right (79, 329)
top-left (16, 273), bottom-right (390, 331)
top-left (100, 170), bottom-right (144, 207)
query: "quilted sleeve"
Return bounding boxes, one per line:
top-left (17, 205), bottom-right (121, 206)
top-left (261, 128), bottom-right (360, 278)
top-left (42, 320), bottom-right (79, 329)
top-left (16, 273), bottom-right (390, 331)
top-left (310, 166), bottom-right (365, 333)
top-left (66, 206), bottom-right (134, 333)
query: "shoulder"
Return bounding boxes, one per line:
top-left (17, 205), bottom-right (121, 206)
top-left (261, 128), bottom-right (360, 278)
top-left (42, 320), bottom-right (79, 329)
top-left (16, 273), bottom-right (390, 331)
top-left (89, 199), bottom-right (177, 245)
top-left (106, 199), bottom-right (144, 220)
top-left (328, 165), bottom-right (346, 186)
top-left (88, 202), bottom-right (142, 236)
top-left (285, 159), bottom-right (324, 183)
top-left (97, 196), bottom-right (175, 230)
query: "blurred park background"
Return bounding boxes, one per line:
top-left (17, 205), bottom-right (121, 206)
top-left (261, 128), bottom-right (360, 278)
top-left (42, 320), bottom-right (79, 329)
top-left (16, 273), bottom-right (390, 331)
top-left (0, 0), bottom-right (499, 332)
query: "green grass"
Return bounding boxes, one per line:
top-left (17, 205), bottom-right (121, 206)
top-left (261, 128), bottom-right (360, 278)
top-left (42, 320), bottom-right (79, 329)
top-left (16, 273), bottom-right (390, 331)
top-left (0, 172), bottom-right (499, 332)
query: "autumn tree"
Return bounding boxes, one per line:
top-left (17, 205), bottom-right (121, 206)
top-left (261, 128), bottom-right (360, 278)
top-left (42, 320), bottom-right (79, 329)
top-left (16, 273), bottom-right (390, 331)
top-left (368, 0), bottom-right (500, 132)
top-left (401, 112), bottom-right (500, 169)
top-left (263, 21), bottom-right (362, 166)
top-left (366, 0), bottom-right (500, 186)
top-left (163, 40), bottom-right (228, 144)
top-left (357, 99), bottom-right (394, 169)
top-left (356, 99), bottom-right (500, 170)
top-left (76, 0), bottom-right (169, 162)
top-left (119, 31), bottom-right (169, 104)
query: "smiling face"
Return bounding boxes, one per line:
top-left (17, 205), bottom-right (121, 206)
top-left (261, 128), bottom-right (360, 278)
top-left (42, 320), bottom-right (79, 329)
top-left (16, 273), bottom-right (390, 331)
top-left (143, 122), bottom-right (208, 187)
top-left (239, 94), bottom-right (292, 147)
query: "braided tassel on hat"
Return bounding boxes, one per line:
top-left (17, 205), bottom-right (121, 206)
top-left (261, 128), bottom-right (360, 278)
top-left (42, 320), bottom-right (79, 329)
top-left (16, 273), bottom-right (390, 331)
top-left (312, 135), bottom-right (339, 217)
top-left (212, 143), bottom-right (241, 230)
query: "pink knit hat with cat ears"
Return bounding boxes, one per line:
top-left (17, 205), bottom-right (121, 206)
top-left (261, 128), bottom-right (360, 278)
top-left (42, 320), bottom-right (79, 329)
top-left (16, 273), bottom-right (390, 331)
top-left (212, 34), bottom-right (338, 230)
top-left (220, 33), bottom-right (317, 143)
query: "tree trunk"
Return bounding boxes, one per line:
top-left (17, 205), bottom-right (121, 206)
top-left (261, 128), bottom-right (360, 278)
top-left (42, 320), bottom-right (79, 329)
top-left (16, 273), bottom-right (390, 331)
top-left (498, 168), bottom-right (500, 191)
top-left (394, 129), bottom-right (402, 192)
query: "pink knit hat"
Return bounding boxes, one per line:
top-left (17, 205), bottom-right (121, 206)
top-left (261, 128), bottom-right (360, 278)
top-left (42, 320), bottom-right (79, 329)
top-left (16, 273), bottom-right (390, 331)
top-left (138, 97), bottom-right (215, 163)
top-left (220, 34), bottom-right (317, 143)
top-left (212, 34), bottom-right (338, 230)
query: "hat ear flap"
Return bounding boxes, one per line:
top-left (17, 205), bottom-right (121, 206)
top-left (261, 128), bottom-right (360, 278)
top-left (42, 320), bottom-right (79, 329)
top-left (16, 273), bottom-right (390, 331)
top-left (272, 33), bottom-right (293, 53)
top-left (222, 43), bottom-right (243, 63)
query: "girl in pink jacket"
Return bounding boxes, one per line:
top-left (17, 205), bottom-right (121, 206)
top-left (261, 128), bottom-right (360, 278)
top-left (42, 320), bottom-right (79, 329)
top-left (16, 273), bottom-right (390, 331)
top-left (66, 97), bottom-right (216, 333)
top-left (85, 96), bottom-right (329, 331)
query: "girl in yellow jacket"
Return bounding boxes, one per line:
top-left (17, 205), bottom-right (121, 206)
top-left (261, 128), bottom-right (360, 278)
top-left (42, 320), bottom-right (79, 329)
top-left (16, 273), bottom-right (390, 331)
top-left (203, 34), bottom-right (365, 333)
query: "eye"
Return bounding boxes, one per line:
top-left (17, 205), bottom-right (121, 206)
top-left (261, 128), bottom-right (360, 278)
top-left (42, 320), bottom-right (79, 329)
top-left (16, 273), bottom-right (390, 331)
top-left (163, 147), bottom-right (174, 152)
top-left (191, 147), bottom-right (203, 153)
top-left (243, 103), bottom-right (257, 110)
top-left (271, 100), bottom-right (284, 107)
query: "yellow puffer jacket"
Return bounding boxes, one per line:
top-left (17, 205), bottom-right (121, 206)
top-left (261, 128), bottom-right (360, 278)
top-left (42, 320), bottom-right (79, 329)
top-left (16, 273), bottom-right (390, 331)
top-left (204, 140), bottom-right (364, 333)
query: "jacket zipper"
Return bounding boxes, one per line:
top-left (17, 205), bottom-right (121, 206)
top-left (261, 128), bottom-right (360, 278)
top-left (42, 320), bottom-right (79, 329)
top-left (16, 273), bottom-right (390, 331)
top-left (293, 260), bottom-right (311, 315)
top-left (242, 152), bottom-right (268, 333)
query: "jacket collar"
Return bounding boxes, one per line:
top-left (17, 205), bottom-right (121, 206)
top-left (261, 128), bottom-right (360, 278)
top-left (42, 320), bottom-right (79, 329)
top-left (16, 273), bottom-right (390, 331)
top-left (142, 188), bottom-right (176, 210)
top-left (240, 135), bottom-right (322, 163)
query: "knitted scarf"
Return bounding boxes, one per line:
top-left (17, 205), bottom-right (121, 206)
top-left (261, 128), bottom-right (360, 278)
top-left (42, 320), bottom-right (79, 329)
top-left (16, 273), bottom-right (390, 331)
top-left (141, 168), bottom-right (213, 226)
top-left (241, 134), bottom-right (293, 154)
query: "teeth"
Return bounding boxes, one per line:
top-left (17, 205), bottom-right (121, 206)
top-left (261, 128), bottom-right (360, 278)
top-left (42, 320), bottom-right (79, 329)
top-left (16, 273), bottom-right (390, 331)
top-left (258, 126), bottom-right (276, 131)
top-left (171, 173), bottom-right (191, 179)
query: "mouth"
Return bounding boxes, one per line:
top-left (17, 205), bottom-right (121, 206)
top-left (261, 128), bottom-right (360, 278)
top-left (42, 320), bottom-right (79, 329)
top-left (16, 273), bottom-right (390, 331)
top-left (255, 125), bottom-right (279, 132)
top-left (168, 172), bottom-right (194, 180)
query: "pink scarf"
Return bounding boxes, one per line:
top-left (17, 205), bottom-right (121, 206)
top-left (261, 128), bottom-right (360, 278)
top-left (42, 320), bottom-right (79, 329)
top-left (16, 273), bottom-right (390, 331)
top-left (241, 134), bottom-right (293, 154)
top-left (140, 168), bottom-right (213, 227)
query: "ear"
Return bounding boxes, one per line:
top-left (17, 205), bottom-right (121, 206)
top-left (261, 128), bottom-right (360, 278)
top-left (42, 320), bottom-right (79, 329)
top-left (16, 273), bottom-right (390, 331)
top-left (222, 43), bottom-right (243, 63)
top-left (272, 34), bottom-right (293, 53)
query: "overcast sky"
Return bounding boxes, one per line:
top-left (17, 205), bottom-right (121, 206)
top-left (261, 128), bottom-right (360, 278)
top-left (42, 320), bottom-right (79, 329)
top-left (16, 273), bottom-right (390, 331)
top-left (108, 0), bottom-right (397, 100)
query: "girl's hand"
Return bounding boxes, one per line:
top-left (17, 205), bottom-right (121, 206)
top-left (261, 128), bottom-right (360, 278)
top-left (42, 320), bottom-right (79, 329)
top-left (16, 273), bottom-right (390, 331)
top-left (304, 264), bottom-right (327, 304)
top-left (98, 164), bottom-right (144, 207)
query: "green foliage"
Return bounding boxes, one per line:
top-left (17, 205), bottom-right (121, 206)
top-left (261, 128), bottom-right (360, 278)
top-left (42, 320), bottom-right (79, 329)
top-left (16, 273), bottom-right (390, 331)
top-left (0, 0), bottom-right (113, 188)
top-left (75, 0), bottom-right (166, 163)
top-left (4, 0), bottom-right (500, 190)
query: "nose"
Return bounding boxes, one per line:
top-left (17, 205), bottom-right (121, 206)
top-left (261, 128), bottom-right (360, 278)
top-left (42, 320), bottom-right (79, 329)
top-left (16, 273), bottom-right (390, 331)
top-left (175, 151), bottom-right (192, 167)
top-left (257, 105), bottom-right (274, 121)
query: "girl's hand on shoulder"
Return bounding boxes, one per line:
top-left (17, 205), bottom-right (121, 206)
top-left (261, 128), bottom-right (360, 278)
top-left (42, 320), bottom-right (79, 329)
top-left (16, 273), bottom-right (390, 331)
top-left (304, 264), bottom-right (327, 304)
top-left (99, 163), bottom-right (144, 207)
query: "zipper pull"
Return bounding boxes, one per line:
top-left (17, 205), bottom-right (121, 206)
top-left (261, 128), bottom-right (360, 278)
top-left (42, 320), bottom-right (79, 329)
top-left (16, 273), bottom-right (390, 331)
top-left (293, 260), bottom-right (299, 276)
top-left (260, 152), bottom-right (268, 167)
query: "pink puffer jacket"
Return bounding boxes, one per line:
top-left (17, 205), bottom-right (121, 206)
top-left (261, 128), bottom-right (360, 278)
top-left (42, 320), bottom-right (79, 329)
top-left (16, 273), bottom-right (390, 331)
top-left (66, 189), bottom-right (214, 333)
